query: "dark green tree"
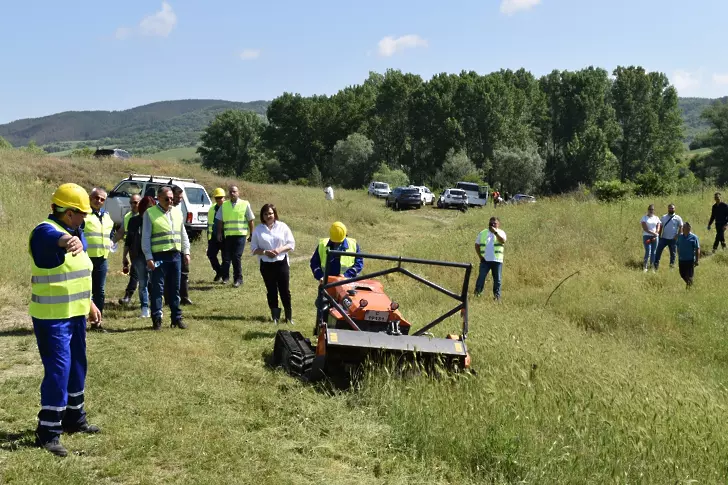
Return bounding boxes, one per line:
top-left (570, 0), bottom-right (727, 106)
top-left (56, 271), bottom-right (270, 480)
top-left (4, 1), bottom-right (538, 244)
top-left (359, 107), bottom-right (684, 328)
top-left (197, 110), bottom-right (265, 176)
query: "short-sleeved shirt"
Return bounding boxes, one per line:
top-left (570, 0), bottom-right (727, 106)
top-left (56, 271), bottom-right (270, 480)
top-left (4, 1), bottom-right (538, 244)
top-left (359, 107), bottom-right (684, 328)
top-left (641, 215), bottom-right (660, 236)
top-left (29, 215), bottom-right (88, 269)
top-left (250, 221), bottom-right (295, 263)
top-left (677, 233), bottom-right (700, 262)
top-left (476, 228), bottom-right (507, 262)
top-left (660, 214), bottom-right (683, 239)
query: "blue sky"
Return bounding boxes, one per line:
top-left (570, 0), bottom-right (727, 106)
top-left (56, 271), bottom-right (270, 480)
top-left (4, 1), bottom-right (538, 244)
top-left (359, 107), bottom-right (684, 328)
top-left (1, 0), bottom-right (726, 123)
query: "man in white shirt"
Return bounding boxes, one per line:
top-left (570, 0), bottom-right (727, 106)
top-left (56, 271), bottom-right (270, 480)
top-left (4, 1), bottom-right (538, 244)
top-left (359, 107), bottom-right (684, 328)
top-left (654, 203), bottom-right (683, 271)
top-left (324, 186), bottom-right (334, 201)
top-left (474, 217), bottom-right (507, 301)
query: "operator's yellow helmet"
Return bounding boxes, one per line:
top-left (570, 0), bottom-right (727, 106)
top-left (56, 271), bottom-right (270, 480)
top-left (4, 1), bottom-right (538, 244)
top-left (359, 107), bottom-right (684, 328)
top-left (329, 221), bottom-right (347, 243)
top-left (52, 183), bottom-right (92, 214)
top-left (212, 187), bottom-right (225, 198)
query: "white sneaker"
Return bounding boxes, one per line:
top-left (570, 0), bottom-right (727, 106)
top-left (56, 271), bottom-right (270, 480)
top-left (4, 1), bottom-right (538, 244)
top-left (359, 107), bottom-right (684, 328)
top-left (140, 307), bottom-right (151, 318)
top-left (643, 267), bottom-right (649, 273)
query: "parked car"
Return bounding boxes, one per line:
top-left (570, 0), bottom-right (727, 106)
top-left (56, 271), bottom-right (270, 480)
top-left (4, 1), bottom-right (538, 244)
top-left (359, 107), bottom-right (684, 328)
top-left (93, 148), bottom-right (131, 159)
top-left (437, 188), bottom-right (469, 210)
top-left (511, 194), bottom-right (537, 204)
top-left (409, 185), bottom-right (435, 205)
top-left (385, 187), bottom-right (423, 210)
top-left (368, 181), bottom-right (391, 198)
top-left (104, 173), bottom-right (212, 238)
top-left (455, 181), bottom-right (489, 207)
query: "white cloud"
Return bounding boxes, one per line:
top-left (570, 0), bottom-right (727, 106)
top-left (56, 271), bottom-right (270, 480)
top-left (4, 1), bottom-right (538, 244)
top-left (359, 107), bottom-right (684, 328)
top-left (500, 0), bottom-right (542, 15)
top-left (115, 2), bottom-right (177, 40)
top-left (240, 49), bottom-right (261, 61)
top-left (671, 69), bottom-right (702, 95)
top-left (377, 35), bottom-right (428, 57)
top-left (713, 73), bottom-right (728, 86)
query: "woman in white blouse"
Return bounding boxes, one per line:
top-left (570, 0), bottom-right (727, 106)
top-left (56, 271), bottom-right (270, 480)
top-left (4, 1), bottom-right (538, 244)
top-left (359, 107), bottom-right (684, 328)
top-left (640, 204), bottom-right (662, 272)
top-left (250, 204), bottom-right (296, 324)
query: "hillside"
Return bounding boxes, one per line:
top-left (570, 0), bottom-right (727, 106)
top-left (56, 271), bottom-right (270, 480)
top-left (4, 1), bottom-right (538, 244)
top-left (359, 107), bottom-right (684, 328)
top-left (0, 99), bottom-right (269, 154)
top-left (2, 149), bottom-right (728, 483)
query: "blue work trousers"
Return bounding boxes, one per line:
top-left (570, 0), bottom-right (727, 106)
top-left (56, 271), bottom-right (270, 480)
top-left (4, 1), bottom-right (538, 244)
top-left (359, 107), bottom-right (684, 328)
top-left (32, 316), bottom-right (88, 442)
top-left (90, 257), bottom-right (108, 314)
top-left (151, 251), bottom-right (182, 322)
top-left (475, 260), bottom-right (503, 299)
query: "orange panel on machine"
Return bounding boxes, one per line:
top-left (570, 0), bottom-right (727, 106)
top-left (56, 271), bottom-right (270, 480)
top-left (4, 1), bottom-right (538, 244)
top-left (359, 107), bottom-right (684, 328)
top-left (323, 275), bottom-right (411, 328)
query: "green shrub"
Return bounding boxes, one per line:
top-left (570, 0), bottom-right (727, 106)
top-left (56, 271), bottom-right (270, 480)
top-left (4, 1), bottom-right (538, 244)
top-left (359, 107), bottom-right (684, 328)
top-left (372, 163), bottom-right (409, 188)
top-left (634, 171), bottom-right (675, 196)
top-left (592, 180), bottom-right (633, 202)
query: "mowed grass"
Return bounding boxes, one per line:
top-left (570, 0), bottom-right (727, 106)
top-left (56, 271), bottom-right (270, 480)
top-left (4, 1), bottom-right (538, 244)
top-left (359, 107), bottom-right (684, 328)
top-left (149, 147), bottom-right (199, 161)
top-left (2, 149), bottom-right (728, 483)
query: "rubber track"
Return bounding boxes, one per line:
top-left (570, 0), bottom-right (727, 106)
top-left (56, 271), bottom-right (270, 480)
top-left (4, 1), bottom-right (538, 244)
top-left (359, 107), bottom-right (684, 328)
top-left (274, 330), bottom-right (316, 380)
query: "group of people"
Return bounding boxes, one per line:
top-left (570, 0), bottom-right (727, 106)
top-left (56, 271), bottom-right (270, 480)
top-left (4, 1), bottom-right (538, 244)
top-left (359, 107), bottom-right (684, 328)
top-left (639, 192), bottom-right (727, 287)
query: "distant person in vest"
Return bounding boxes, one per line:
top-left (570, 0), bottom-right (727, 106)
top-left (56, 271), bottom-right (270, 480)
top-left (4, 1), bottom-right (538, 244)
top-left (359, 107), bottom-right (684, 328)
top-left (169, 186), bottom-right (193, 305)
top-left (216, 185), bottom-right (255, 287)
top-left (123, 196), bottom-right (157, 318)
top-left (474, 216), bottom-right (507, 301)
top-left (142, 186), bottom-right (191, 330)
top-left (207, 188), bottom-right (226, 282)
top-left (654, 203), bottom-right (683, 271)
top-left (84, 187), bottom-right (114, 330)
top-left (251, 204), bottom-right (296, 324)
top-left (309, 221), bottom-right (363, 283)
top-left (118, 193), bottom-right (141, 305)
top-left (29, 183), bottom-right (102, 457)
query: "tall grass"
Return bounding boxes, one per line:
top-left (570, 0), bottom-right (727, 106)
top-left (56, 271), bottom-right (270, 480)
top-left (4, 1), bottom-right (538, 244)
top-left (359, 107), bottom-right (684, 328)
top-left (2, 149), bottom-right (728, 483)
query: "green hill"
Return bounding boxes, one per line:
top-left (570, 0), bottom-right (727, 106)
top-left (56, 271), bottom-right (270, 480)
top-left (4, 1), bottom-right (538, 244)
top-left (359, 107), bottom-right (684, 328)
top-left (0, 99), bottom-right (269, 154)
top-left (679, 96), bottom-right (727, 142)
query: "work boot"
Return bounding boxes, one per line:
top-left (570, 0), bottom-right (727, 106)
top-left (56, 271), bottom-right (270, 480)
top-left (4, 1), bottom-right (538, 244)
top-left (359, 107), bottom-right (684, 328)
top-left (213, 274), bottom-right (221, 282)
top-left (233, 279), bottom-right (242, 288)
top-left (118, 294), bottom-right (132, 305)
top-left (284, 308), bottom-right (294, 325)
top-left (35, 436), bottom-right (67, 457)
top-left (152, 317), bottom-right (162, 331)
top-left (171, 318), bottom-right (188, 329)
top-left (63, 422), bottom-right (100, 434)
top-left (221, 278), bottom-right (229, 285)
top-left (271, 308), bottom-right (281, 325)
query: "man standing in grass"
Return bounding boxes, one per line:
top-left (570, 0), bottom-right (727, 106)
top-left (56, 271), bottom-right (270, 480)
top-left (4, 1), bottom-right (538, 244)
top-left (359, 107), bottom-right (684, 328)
top-left (677, 222), bottom-right (700, 288)
top-left (119, 193), bottom-right (141, 305)
top-left (29, 183), bottom-right (102, 457)
top-left (654, 203), bottom-right (683, 271)
top-left (474, 216), bottom-right (507, 301)
top-left (207, 187), bottom-right (226, 281)
top-left (84, 187), bottom-right (114, 331)
top-left (707, 192), bottom-right (728, 253)
top-left (217, 185), bottom-right (255, 287)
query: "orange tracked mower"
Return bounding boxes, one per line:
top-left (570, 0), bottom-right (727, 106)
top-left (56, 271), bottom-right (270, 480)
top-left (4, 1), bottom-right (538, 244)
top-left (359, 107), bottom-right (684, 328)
top-left (272, 251), bottom-right (473, 381)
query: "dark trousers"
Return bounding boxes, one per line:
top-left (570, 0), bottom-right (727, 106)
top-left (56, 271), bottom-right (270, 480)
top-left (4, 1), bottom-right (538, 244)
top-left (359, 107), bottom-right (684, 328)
top-left (260, 258), bottom-right (292, 319)
top-left (654, 238), bottom-right (677, 269)
top-left (222, 236), bottom-right (246, 282)
top-left (714, 225), bottom-right (726, 251)
top-left (475, 260), bottom-right (503, 299)
top-left (165, 256), bottom-right (189, 303)
top-left (90, 257), bottom-right (108, 314)
top-left (32, 316), bottom-right (88, 442)
top-left (207, 238), bottom-right (223, 276)
top-left (678, 260), bottom-right (695, 287)
top-left (151, 251), bottom-right (182, 322)
top-left (124, 262), bottom-right (139, 297)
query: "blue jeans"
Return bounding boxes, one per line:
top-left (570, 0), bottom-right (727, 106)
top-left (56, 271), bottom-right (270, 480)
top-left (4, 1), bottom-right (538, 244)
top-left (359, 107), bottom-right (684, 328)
top-left (643, 235), bottom-right (658, 268)
top-left (222, 236), bottom-right (246, 282)
top-left (150, 251), bottom-right (182, 322)
top-left (90, 257), bottom-right (108, 314)
top-left (32, 316), bottom-right (88, 442)
top-left (132, 256), bottom-right (150, 310)
top-left (475, 260), bottom-right (503, 299)
top-left (654, 238), bottom-right (676, 269)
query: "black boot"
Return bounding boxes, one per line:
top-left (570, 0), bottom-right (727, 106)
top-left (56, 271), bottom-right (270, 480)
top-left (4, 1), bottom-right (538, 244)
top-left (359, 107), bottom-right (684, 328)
top-left (271, 308), bottom-right (281, 325)
top-left (284, 307), bottom-right (295, 325)
top-left (35, 435), bottom-right (67, 457)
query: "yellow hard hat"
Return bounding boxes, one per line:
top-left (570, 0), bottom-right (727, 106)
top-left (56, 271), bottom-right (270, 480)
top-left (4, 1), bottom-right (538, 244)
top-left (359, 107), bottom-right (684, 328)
top-left (212, 187), bottom-right (225, 198)
top-left (329, 221), bottom-right (347, 243)
top-left (52, 183), bottom-right (91, 214)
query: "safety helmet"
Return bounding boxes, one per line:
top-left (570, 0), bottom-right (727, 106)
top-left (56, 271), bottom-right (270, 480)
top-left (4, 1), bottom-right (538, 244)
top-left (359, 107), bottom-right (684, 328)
top-left (212, 187), bottom-right (225, 198)
top-left (52, 183), bottom-right (92, 214)
top-left (329, 221), bottom-right (347, 243)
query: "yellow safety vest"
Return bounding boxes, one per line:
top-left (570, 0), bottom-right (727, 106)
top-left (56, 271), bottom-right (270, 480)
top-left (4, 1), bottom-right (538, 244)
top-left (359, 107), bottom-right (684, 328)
top-left (317, 238), bottom-right (357, 275)
top-left (478, 229), bottom-right (504, 262)
top-left (207, 204), bottom-right (221, 240)
top-left (123, 211), bottom-right (135, 232)
top-left (148, 205), bottom-right (183, 254)
top-left (29, 219), bottom-right (92, 320)
top-left (84, 211), bottom-right (114, 258)
top-left (221, 200), bottom-right (250, 237)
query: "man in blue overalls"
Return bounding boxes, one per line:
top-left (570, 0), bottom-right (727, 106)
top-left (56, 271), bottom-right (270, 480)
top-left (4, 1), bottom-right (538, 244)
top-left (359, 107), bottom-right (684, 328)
top-left (29, 183), bottom-right (102, 457)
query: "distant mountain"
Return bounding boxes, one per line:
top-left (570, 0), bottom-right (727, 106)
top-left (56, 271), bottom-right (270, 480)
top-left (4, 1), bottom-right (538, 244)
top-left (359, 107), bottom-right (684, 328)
top-left (0, 99), bottom-right (269, 154)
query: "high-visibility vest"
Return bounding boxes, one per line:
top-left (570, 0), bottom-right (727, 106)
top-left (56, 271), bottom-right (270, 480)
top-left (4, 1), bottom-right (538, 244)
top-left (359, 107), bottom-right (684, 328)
top-left (148, 205), bottom-right (183, 254)
top-left (29, 219), bottom-right (92, 320)
top-left (84, 211), bottom-right (114, 258)
top-left (207, 204), bottom-right (221, 240)
top-left (318, 238), bottom-right (357, 275)
top-left (123, 211), bottom-right (135, 232)
top-left (478, 229), bottom-right (504, 262)
top-left (221, 200), bottom-right (250, 237)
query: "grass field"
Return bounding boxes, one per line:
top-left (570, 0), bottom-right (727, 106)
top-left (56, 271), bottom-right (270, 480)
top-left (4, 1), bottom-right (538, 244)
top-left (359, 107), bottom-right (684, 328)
top-left (149, 147), bottom-right (198, 162)
top-left (2, 149), bottom-right (728, 484)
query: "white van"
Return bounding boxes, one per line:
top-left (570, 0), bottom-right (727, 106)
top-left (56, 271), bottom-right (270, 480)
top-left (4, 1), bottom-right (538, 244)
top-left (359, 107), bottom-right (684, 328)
top-left (455, 182), bottom-right (489, 207)
top-left (105, 173), bottom-right (212, 238)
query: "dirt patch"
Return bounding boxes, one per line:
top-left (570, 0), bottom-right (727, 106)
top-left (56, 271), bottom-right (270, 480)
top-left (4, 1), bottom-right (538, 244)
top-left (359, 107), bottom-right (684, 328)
top-left (0, 306), bottom-right (31, 332)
